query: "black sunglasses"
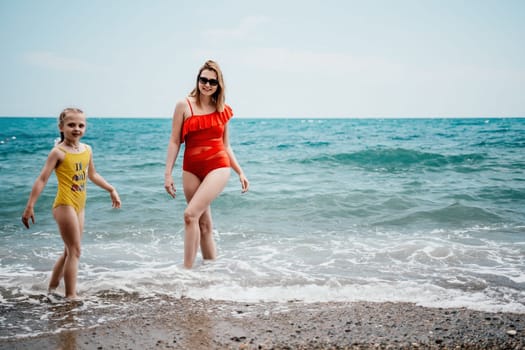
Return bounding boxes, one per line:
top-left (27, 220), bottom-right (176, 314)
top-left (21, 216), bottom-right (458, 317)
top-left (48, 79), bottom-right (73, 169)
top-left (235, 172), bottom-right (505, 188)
top-left (198, 77), bottom-right (219, 86)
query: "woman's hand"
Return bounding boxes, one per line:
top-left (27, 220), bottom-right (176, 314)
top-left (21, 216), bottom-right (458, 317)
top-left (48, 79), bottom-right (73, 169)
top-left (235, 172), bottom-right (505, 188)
top-left (165, 175), bottom-right (176, 198)
top-left (239, 173), bottom-right (249, 193)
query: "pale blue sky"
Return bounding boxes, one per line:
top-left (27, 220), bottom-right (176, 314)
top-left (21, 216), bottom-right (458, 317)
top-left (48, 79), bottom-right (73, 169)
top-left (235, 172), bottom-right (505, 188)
top-left (1, 0), bottom-right (524, 118)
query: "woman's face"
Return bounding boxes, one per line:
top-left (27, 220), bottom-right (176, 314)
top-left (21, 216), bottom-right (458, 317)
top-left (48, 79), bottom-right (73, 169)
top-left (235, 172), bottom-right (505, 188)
top-left (198, 69), bottom-right (219, 96)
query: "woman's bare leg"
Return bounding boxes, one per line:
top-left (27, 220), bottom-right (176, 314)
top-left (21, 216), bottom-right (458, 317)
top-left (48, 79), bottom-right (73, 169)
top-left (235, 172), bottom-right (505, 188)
top-left (182, 168), bottom-right (230, 268)
top-left (199, 208), bottom-right (216, 260)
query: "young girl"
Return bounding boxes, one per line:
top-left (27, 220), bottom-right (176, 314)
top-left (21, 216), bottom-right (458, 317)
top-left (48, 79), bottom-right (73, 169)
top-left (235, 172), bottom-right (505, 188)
top-left (164, 60), bottom-right (249, 268)
top-left (21, 108), bottom-right (121, 300)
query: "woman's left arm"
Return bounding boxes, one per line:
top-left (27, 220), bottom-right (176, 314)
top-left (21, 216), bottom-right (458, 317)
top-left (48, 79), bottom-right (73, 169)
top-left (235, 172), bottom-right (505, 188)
top-left (87, 145), bottom-right (122, 208)
top-left (224, 125), bottom-right (249, 193)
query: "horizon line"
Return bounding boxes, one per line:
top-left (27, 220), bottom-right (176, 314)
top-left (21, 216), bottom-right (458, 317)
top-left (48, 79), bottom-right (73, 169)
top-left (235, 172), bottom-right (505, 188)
top-left (1, 115), bottom-right (524, 119)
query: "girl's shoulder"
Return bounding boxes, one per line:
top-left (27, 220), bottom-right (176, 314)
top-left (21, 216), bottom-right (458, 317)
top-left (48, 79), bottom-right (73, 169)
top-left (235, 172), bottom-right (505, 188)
top-left (81, 143), bottom-right (93, 158)
top-left (54, 142), bottom-right (91, 151)
top-left (48, 146), bottom-right (66, 162)
top-left (51, 144), bottom-right (67, 154)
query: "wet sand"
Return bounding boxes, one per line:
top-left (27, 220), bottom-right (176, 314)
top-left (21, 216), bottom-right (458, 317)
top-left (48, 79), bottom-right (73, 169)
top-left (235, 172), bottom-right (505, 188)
top-left (1, 298), bottom-right (523, 349)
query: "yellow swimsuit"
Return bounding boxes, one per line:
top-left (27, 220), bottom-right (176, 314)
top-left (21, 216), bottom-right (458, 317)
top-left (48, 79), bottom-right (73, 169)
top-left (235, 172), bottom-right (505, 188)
top-left (53, 146), bottom-right (91, 213)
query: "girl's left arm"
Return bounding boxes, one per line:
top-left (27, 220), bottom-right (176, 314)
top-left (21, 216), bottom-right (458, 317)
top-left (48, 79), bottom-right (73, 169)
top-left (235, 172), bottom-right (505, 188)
top-left (86, 146), bottom-right (121, 208)
top-left (224, 125), bottom-right (249, 193)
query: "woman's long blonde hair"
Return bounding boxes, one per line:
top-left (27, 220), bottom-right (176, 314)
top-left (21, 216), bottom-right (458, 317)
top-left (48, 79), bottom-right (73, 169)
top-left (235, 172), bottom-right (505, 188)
top-left (189, 60), bottom-right (226, 112)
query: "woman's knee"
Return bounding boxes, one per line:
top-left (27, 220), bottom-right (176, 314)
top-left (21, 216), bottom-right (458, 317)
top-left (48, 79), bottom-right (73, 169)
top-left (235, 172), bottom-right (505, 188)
top-left (183, 208), bottom-right (199, 226)
top-left (199, 217), bottom-right (213, 235)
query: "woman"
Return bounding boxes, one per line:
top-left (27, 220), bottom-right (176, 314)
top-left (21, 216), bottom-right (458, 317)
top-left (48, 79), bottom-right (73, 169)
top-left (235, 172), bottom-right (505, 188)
top-left (164, 60), bottom-right (249, 268)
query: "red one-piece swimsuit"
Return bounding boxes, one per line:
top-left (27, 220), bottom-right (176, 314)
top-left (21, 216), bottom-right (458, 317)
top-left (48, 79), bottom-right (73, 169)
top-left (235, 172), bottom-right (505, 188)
top-left (181, 99), bottom-right (233, 181)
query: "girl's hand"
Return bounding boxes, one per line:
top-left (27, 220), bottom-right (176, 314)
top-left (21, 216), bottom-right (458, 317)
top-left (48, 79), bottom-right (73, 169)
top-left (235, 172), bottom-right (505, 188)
top-left (239, 173), bottom-right (249, 193)
top-left (21, 207), bottom-right (35, 228)
top-left (164, 176), bottom-right (176, 198)
top-left (110, 189), bottom-right (121, 208)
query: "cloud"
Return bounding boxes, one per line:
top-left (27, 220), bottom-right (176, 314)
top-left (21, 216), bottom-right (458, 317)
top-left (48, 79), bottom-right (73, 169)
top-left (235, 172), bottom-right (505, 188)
top-left (240, 48), bottom-right (396, 73)
top-left (23, 51), bottom-right (102, 72)
top-left (202, 15), bottom-right (270, 42)
top-left (194, 46), bottom-right (404, 82)
top-left (209, 46), bottom-right (524, 87)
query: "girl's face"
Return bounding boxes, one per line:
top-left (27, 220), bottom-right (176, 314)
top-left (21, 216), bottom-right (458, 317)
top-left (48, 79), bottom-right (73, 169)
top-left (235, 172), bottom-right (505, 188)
top-left (198, 69), bottom-right (219, 97)
top-left (59, 112), bottom-right (87, 142)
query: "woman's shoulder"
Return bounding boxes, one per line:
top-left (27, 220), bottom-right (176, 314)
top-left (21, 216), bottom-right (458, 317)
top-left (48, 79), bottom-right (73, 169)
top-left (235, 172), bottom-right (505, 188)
top-left (174, 98), bottom-right (193, 118)
top-left (175, 98), bottom-right (191, 107)
top-left (221, 104), bottom-right (233, 118)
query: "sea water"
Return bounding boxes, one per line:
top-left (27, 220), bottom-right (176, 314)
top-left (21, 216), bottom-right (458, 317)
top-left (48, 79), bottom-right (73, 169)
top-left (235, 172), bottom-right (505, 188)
top-left (1, 117), bottom-right (524, 338)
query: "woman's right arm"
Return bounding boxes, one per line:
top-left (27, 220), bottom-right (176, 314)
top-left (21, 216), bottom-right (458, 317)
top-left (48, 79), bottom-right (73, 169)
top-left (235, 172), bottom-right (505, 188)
top-left (22, 148), bottom-right (62, 228)
top-left (164, 100), bottom-right (186, 198)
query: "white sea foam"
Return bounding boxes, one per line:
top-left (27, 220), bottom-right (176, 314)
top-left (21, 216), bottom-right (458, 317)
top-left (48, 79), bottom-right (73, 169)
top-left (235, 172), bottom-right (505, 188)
top-left (2, 223), bottom-right (524, 317)
top-left (3, 117), bottom-right (525, 339)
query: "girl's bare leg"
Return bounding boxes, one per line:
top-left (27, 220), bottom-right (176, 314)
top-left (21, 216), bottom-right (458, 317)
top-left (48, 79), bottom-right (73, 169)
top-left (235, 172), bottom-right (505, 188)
top-left (182, 168), bottom-right (230, 268)
top-left (53, 206), bottom-right (84, 298)
top-left (48, 248), bottom-right (66, 291)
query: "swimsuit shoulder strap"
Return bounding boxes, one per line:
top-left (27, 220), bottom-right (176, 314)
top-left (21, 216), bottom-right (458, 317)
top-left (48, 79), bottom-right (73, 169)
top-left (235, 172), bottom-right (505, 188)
top-left (186, 98), bottom-right (194, 117)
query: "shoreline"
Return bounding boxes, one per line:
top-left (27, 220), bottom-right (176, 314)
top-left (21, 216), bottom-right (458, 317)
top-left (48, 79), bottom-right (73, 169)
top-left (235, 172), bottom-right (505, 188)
top-left (1, 298), bottom-right (523, 349)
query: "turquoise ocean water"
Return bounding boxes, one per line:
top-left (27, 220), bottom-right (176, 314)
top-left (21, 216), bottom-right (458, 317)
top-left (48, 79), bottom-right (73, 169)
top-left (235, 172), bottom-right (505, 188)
top-left (1, 117), bottom-right (524, 338)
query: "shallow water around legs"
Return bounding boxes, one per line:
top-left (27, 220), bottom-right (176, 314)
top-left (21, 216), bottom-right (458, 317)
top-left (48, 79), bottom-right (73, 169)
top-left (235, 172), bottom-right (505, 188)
top-left (1, 117), bottom-right (524, 337)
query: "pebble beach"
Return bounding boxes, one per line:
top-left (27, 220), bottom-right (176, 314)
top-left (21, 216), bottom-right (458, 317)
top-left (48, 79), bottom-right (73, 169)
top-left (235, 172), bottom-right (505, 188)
top-left (1, 298), bottom-right (523, 349)
top-left (2, 118), bottom-right (524, 348)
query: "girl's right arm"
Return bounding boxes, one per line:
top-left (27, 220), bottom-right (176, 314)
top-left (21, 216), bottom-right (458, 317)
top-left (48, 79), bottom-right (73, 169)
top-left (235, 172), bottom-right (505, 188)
top-left (164, 100), bottom-right (186, 198)
top-left (22, 148), bottom-right (62, 228)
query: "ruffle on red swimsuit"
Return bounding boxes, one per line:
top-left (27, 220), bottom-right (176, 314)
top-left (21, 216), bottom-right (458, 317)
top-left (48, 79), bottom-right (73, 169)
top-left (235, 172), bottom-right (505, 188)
top-left (181, 104), bottom-right (233, 181)
top-left (181, 105), bottom-right (233, 143)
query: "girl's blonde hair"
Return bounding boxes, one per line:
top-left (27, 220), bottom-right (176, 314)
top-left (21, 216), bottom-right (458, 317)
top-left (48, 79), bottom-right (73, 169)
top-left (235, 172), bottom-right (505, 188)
top-left (58, 107), bottom-right (84, 142)
top-left (189, 60), bottom-right (226, 112)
